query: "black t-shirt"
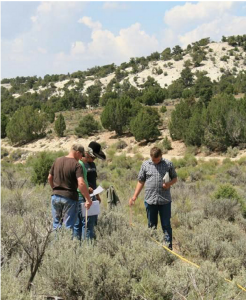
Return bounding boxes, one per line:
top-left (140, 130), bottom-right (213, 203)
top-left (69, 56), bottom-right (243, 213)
top-left (84, 162), bottom-right (97, 189)
top-left (49, 156), bottom-right (83, 201)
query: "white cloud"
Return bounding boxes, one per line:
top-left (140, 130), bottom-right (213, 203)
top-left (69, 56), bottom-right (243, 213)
top-left (179, 15), bottom-right (246, 47)
top-left (2, 2), bottom-right (86, 77)
top-left (71, 21), bottom-right (159, 63)
top-left (71, 41), bottom-right (86, 56)
top-left (51, 20), bottom-right (160, 73)
top-left (78, 16), bottom-right (102, 30)
top-left (115, 23), bottom-right (159, 57)
top-left (37, 2), bottom-right (52, 13)
top-left (2, 1), bottom-right (245, 78)
top-left (162, 1), bottom-right (243, 49)
top-left (12, 38), bottom-right (24, 53)
top-left (103, 2), bottom-right (128, 10)
top-left (31, 16), bottom-right (38, 23)
top-left (36, 2), bottom-right (81, 15)
top-left (37, 47), bottom-right (47, 54)
top-left (164, 1), bottom-right (236, 31)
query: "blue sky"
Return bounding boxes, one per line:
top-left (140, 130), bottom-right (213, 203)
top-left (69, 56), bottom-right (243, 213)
top-left (1, 1), bottom-right (246, 79)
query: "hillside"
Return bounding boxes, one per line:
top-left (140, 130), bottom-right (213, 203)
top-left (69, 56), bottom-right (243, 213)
top-left (1, 40), bottom-right (246, 99)
top-left (1, 35), bottom-right (246, 162)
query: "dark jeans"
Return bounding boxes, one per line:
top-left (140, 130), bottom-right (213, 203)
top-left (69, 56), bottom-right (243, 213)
top-left (73, 197), bottom-right (96, 241)
top-left (145, 201), bottom-right (172, 249)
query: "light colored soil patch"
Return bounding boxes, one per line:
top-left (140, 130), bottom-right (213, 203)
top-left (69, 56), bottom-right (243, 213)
top-left (2, 129), bottom-right (246, 162)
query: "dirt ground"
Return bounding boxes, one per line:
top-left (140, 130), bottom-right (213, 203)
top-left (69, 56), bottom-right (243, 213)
top-left (2, 128), bottom-right (246, 163)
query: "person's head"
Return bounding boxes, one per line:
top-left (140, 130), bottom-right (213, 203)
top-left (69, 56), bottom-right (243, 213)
top-left (85, 141), bottom-right (106, 163)
top-left (150, 147), bottom-right (162, 164)
top-left (70, 144), bottom-right (85, 161)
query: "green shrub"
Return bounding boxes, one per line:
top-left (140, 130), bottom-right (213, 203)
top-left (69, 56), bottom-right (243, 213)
top-left (101, 180), bottom-right (111, 189)
top-left (238, 156), bottom-right (246, 165)
top-left (113, 140), bottom-right (128, 150)
top-left (106, 147), bottom-right (116, 161)
top-left (110, 154), bottom-right (132, 170)
top-left (226, 146), bottom-right (239, 158)
top-left (75, 114), bottom-right (100, 137)
top-left (54, 113), bottom-right (66, 137)
top-left (162, 136), bottom-right (172, 150)
top-left (176, 168), bottom-right (189, 181)
top-left (1, 147), bottom-right (9, 159)
top-left (160, 105), bottom-right (167, 113)
top-left (9, 149), bottom-right (28, 162)
top-left (1, 113), bottom-right (9, 138)
top-left (185, 146), bottom-right (199, 156)
top-left (220, 55), bottom-right (229, 62)
top-left (204, 198), bottom-right (241, 221)
top-left (184, 154), bottom-right (198, 167)
top-left (172, 157), bottom-right (187, 168)
top-left (27, 150), bottom-right (66, 185)
top-left (213, 184), bottom-right (240, 200)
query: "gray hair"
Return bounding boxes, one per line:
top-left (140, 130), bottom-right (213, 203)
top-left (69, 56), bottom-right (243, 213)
top-left (71, 144), bottom-right (85, 155)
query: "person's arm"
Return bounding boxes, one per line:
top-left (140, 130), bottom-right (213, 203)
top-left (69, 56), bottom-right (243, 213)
top-left (77, 177), bottom-right (93, 209)
top-left (129, 181), bottom-right (145, 206)
top-left (48, 174), bottom-right (54, 189)
top-left (163, 177), bottom-right (177, 190)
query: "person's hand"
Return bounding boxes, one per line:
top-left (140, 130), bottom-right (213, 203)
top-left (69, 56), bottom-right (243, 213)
top-left (85, 199), bottom-right (93, 209)
top-left (96, 194), bottom-right (101, 203)
top-left (88, 187), bottom-right (93, 194)
top-left (163, 182), bottom-right (171, 190)
top-left (129, 196), bottom-right (136, 206)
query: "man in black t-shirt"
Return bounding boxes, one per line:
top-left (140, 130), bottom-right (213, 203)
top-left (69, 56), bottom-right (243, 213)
top-left (79, 141), bottom-right (106, 239)
top-left (48, 144), bottom-right (92, 230)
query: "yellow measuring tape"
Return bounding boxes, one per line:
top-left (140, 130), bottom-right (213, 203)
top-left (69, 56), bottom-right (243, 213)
top-left (129, 207), bottom-right (246, 293)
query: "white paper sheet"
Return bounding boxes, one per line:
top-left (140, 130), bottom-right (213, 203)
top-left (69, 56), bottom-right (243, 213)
top-left (81, 200), bottom-right (100, 217)
top-left (89, 185), bottom-right (104, 197)
top-left (163, 172), bottom-right (170, 183)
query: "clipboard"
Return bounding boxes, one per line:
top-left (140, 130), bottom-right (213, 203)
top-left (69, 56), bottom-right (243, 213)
top-left (81, 200), bottom-right (100, 217)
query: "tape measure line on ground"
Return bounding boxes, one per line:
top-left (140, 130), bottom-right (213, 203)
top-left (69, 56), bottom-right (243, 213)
top-left (129, 219), bottom-right (246, 293)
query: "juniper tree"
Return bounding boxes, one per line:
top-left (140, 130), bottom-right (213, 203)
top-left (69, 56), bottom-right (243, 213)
top-left (130, 107), bottom-right (161, 142)
top-left (6, 106), bottom-right (47, 145)
top-left (75, 114), bottom-right (100, 137)
top-left (54, 113), bottom-right (66, 137)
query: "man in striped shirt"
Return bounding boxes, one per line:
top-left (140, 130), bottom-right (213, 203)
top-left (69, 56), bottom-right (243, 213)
top-left (129, 147), bottom-right (177, 250)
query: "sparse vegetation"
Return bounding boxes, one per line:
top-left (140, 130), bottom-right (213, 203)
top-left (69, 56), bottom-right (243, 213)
top-left (1, 151), bottom-right (246, 299)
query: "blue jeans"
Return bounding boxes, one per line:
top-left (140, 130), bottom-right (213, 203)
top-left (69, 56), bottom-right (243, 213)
top-left (73, 197), bottom-right (97, 241)
top-left (145, 201), bottom-right (172, 249)
top-left (51, 194), bottom-right (79, 230)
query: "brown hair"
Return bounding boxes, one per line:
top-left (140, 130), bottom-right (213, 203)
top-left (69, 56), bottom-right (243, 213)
top-left (150, 147), bottom-right (162, 158)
